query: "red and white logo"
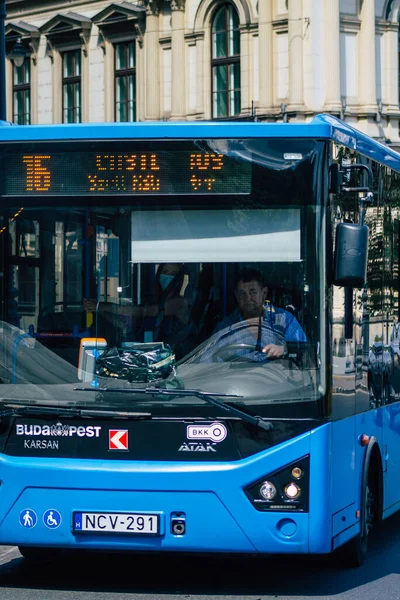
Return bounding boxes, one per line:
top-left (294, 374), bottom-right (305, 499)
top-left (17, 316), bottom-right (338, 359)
top-left (109, 429), bottom-right (129, 450)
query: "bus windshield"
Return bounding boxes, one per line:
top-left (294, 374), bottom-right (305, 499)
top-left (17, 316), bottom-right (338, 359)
top-left (0, 137), bottom-right (326, 419)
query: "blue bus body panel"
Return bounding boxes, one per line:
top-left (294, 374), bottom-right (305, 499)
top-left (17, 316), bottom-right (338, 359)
top-left (383, 402), bottom-right (400, 516)
top-left (0, 425), bottom-right (333, 554)
top-left (1, 114), bottom-right (399, 171)
top-left (0, 120), bottom-right (332, 141)
top-left (308, 423), bottom-right (332, 553)
top-left (331, 417), bottom-right (357, 519)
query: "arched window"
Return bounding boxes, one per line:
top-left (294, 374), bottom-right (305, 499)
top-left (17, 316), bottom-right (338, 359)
top-left (211, 3), bottom-right (241, 118)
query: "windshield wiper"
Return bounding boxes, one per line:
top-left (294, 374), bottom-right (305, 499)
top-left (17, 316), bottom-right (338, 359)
top-left (74, 386), bottom-right (272, 431)
top-left (0, 402), bottom-right (151, 420)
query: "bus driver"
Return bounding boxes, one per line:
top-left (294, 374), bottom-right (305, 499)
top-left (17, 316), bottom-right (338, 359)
top-left (208, 267), bottom-right (306, 361)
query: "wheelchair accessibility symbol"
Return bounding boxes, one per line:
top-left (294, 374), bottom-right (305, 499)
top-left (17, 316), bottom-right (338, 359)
top-left (19, 509), bottom-right (37, 528)
top-left (43, 509), bottom-right (62, 529)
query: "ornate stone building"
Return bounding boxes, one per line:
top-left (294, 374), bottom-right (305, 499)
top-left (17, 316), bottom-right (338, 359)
top-left (4, 0), bottom-right (400, 142)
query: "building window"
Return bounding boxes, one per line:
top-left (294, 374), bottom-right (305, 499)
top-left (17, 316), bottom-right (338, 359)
top-left (13, 58), bottom-right (31, 125)
top-left (62, 50), bottom-right (81, 123)
top-left (115, 42), bottom-right (136, 122)
top-left (211, 3), bottom-right (241, 118)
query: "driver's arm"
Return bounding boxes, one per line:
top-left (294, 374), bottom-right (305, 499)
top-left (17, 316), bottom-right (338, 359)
top-left (262, 343), bottom-right (285, 358)
top-left (262, 307), bottom-right (306, 358)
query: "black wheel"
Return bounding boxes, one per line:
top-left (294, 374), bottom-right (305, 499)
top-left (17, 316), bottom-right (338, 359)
top-left (336, 482), bottom-right (375, 568)
top-left (18, 546), bottom-right (62, 561)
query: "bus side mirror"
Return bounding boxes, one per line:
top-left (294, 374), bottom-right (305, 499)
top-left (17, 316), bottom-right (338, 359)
top-left (333, 222), bottom-right (369, 288)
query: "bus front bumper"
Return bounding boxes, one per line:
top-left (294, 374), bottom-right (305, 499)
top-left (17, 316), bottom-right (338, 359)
top-left (0, 427), bottom-right (331, 555)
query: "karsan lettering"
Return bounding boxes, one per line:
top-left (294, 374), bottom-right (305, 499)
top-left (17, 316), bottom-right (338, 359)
top-left (24, 440), bottom-right (59, 450)
top-left (16, 423), bottom-right (101, 438)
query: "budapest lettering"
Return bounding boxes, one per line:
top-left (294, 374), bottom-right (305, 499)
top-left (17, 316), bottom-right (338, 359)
top-left (16, 422), bottom-right (102, 438)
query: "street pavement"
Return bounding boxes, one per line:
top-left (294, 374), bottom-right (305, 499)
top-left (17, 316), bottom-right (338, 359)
top-left (0, 511), bottom-right (400, 600)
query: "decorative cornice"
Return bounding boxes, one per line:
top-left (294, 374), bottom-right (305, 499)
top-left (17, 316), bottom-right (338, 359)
top-left (93, 2), bottom-right (146, 48)
top-left (40, 12), bottom-right (92, 35)
top-left (375, 18), bottom-right (399, 33)
top-left (159, 35), bottom-right (171, 47)
top-left (92, 2), bottom-right (146, 27)
top-left (142, 0), bottom-right (160, 17)
top-left (272, 18), bottom-right (288, 33)
top-left (340, 14), bottom-right (361, 33)
top-left (134, 22), bottom-right (145, 47)
top-left (168, 0), bottom-right (186, 11)
top-left (239, 23), bottom-right (258, 34)
top-left (184, 31), bottom-right (205, 43)
top-left (40, 12), bottom-right (92, 52)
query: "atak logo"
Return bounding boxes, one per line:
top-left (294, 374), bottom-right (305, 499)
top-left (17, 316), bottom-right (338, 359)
top-left (109, 429), bottom-right (129, 450)
top-left (186, 422), bottom-right (227, 443)
top-left (16, 422), bottom-right (101, 438)
top-left (178, 442), bottom-right (217, 452)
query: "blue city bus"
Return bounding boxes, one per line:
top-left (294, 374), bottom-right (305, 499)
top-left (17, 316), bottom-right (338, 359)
top-left (0, 114), bottom-right (400, 567)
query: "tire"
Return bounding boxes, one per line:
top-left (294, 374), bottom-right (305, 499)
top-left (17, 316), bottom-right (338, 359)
top-left (18, 546), bottom-right (61, 561)
top-left (336, 483), bottom-right (374, 568)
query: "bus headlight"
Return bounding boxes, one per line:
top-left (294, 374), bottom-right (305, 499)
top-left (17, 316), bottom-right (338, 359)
top-left (259, 481), bottom-right (277, 500)
top-left (284, 482), bottom-right (301, 499)
top-left (244, 455), bottom-right (309, 512)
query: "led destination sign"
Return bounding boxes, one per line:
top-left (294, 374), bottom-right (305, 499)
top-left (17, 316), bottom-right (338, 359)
top-left (2, 150), bottom-right (251, 196)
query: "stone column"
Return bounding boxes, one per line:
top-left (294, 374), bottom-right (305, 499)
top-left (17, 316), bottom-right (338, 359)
top-left (170, 0), bottom-right (186, 120)
top-left (81, 45), bottom-right (89, 122)
top-left (145, 0), bottom-right (160, 120)
top-left (136, 36), bottom-right (145, 121)
top-left (288, 0), bottom-right (304, 111)
top-left (196, 33), bottom-right (205, 117)
top-left (240, 25), bottom-right (251, 115)
top-left (358, 0), bottom-right (377, 112)
top-left (324, 0), bottom-right (341, 112)
top-left (103, 40), bottom-right (114, 122)
top-left (30, 54), bottom-right (39, 124)
top-left (258, 0), bottom-right (273, 111)
top-left (52, 49), bottom-right (62, 123)
top-left (385, 22), bottom-right (399, 113)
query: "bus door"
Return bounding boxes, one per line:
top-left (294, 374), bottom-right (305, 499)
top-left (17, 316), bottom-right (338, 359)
top-left (331, 284), bottom-right (356, 516)
top-left (330, 167), bottom-right (357, 515)
top-left (381, 208), bottom-right (400, 509)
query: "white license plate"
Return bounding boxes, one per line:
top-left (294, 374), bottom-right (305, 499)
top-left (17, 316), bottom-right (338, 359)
top-left (73, 512), bottom-right (159, 535)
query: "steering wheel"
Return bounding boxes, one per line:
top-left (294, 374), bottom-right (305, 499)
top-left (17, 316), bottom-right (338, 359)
top-left (211, 343), bottom-right (269, 363)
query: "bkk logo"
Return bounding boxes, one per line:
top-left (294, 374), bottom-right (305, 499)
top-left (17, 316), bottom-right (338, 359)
top-left (16, 422), bottom-right (102, 438)
top-left (186, 422), bottom-right (227, 443)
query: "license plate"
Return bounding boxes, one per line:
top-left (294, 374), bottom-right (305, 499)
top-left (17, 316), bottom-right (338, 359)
top-left (73, 512), bottom-right (159, 535)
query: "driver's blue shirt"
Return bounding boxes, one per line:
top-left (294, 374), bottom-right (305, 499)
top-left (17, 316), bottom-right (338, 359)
top-left (201, 303), bottom-right (306, 362)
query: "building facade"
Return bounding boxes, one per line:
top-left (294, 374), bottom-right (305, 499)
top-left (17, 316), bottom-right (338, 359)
top-left (4, 0), bottom-right (400, 142)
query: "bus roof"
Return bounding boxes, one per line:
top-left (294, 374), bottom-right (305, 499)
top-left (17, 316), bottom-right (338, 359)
top-left (1, 113), bottom-right (400, 172)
